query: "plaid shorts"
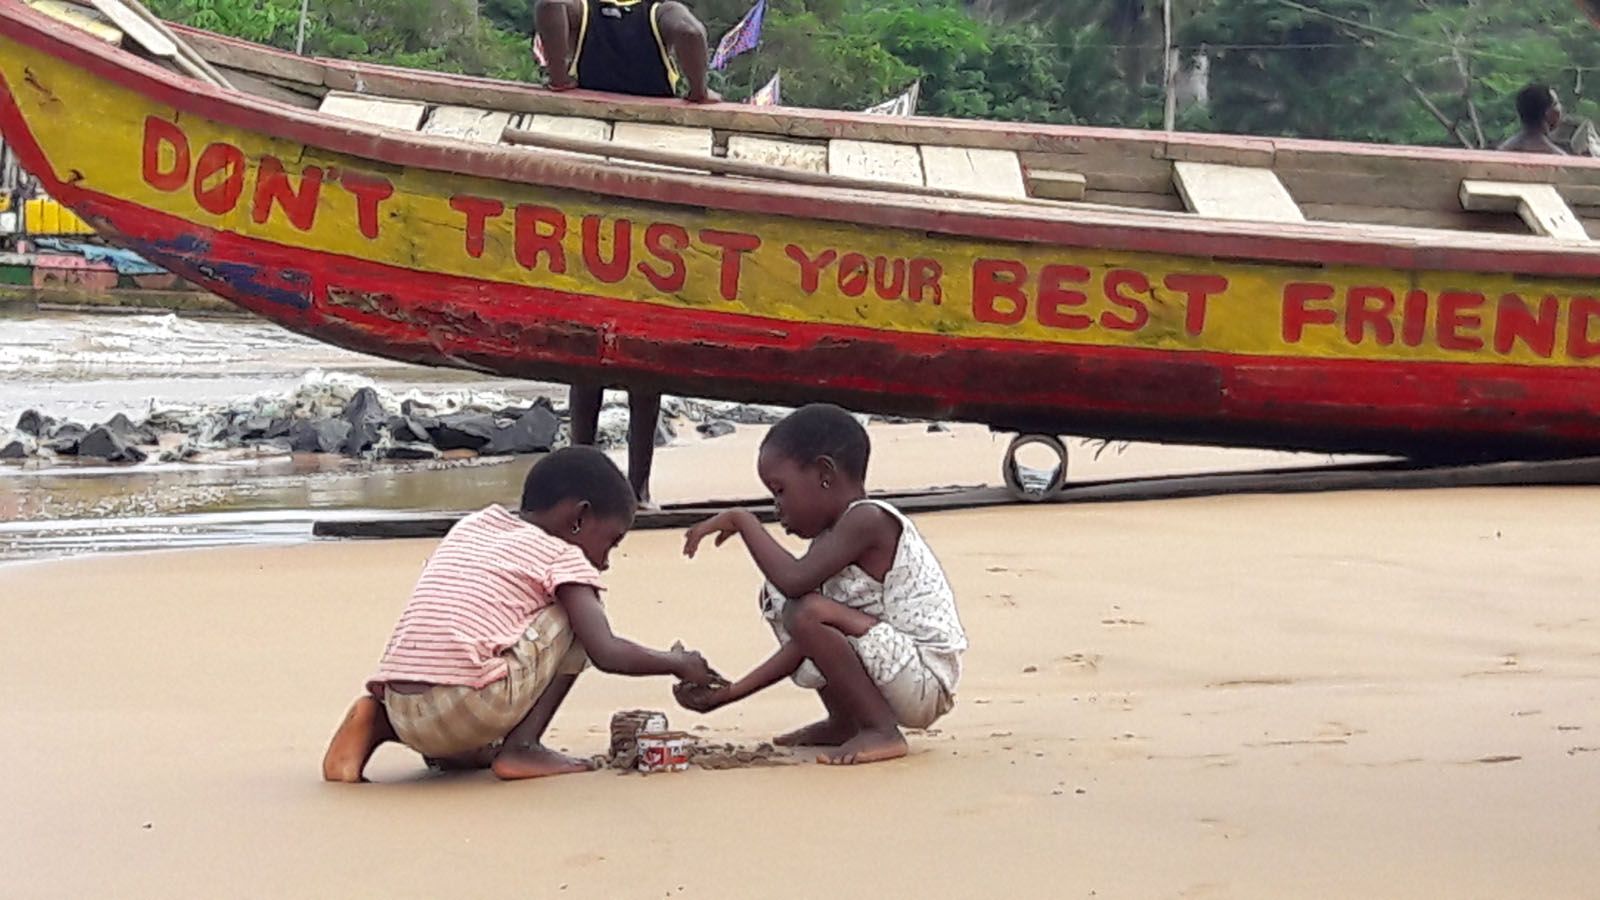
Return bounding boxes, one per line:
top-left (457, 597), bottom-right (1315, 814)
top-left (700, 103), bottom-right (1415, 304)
top-left (382, 605), bottom-right (588, 759)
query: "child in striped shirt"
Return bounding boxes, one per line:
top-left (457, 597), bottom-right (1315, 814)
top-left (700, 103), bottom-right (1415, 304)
top-left (322, 446), bottom-right (718, 783)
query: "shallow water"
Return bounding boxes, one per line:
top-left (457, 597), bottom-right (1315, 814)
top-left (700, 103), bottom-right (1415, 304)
top-left (0, 310), bottom-right (553, 426)
top-left (0, 311), bottom-right (574, 560)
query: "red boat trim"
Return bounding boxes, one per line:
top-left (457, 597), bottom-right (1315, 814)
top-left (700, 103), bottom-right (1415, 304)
top-left (8, 94), bottom-right (1597, 457)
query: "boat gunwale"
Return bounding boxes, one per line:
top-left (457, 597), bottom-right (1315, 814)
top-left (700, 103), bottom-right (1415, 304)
top-left (163, 18), bottom-right (1600, 177)
top-left (4, 0), bottom-right (1600, 282)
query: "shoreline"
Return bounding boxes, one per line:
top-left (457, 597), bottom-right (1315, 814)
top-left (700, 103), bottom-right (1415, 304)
top-left (0, 425), bottom-right (1374, 562)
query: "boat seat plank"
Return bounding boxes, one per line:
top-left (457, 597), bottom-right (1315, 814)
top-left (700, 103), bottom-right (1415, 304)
top-left (84, 0), bottom-right (172, 56)
top-left (318, 92), bottom-right (427, 131)
top-left (611, 122), bottom-right (713, 154)
top-left (610, 122), bottom-right (712, 171)
top-left (1459, 180), bottom-right (1590, 241)
top-left (422, 106), bottom-right (512, 144)
top-left (725, 135), bottom-right (827, 172)
top-left (920, 145), bottom-right (1026, 199)
top-left (828, 140), bottom-right (924, 187)
top-left (522, 114), bottom-right (614, 142)
top-left (26, 0), bottom-right (122, 43)
top-left (1027, 170), bottom-right (1088, 201)
top-left (1172, 160), bottom-right (1305, 223)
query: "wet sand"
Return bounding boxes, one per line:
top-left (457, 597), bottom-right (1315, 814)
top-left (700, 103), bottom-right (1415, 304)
top-left (3, 437), bottom-right (1597, 897)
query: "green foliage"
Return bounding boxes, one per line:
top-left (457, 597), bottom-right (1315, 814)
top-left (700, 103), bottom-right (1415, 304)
top-left (150, 0), bottom-right (1600, 148)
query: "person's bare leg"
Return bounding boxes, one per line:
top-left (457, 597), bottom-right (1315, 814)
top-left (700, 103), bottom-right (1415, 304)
top-left (491, 673), bottom-right (594, 780)
top-left (656, 1), bottom-right (719, 103)
top-left (774, 685), bottom-right (858, 747)
top-left (783, 595), bottom-right (908, 765)
top-left (322, 695), bottom-right (396, 783)
top-left (627, 390), bottom-right (661, 505)
top-left (534, 0), bottom-right (583, 89)
top-left (567, 383), bottom-right (602, 446)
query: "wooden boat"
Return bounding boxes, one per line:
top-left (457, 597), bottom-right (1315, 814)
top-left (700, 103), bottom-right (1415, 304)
top-left (5, 0), bottom-right (1600, 464)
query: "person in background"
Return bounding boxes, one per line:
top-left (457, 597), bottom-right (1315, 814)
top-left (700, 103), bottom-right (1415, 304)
top-left (534, 0), bottom-right (720, 104)
top-left (531, 0), bottom-right (718, 501)
top-left (568, 386), bottom-right (661, 506)
top-left (1500, 83), bottom-right (1568, 155)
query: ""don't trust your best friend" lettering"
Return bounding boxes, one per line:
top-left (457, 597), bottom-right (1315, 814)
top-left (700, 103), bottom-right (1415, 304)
top-left (140, 116), bottom-right (1600, 362)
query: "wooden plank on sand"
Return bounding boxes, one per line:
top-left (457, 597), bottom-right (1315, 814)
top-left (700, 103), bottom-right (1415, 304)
top-left (828, 140), bottom-right (924, 187)
top-left (1172, 160), bottom-right (1305, 223)
top-left (1459, 180), bottom-right (1590, 241)
top-left (725, 135), bottom-right (827, 172)
top-left (920, 145), bottom-right (1026, 199)
top-left (318, 92), bottom-right (427, 131)
top-left (422, 106), bottom-right (513, 144)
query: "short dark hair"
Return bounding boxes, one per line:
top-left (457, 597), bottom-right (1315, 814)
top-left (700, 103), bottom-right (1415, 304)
top-left (1516, 83), bottom-right (1556, 128)
top-left (760, 403), bottom-right (871, 482)
top-left (520, 446), bottom-right (636, 519)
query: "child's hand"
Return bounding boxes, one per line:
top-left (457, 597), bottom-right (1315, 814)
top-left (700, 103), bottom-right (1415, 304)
top-left (671, 647), bottom-right (719, 686)
top-left (683, 510), bottom-right (750, 558)
top-left (674, 681), bottom-right (729, 713)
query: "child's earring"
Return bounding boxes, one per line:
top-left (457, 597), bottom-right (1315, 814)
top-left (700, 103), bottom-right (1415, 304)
top-left (821, 479), bottom-right (831, 489)
top-left (571, 523), bottom-right (582, 535)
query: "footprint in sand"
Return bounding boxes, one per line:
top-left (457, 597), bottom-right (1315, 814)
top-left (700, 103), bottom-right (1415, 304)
top-left (1056, 653), bottom-right (1101, 672)
top-left (1196, 817), bottom-right (1248, 842)
top-left (1463, 654), bottom-right (1543, 678)
top-left (1207, 676), bottom-right (1294, 689)
top-left (1533, 617), bottom-right (1594, 631)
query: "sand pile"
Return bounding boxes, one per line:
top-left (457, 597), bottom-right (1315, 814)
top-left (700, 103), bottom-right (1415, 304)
top-left (596, 709), bottom-right (799, 773)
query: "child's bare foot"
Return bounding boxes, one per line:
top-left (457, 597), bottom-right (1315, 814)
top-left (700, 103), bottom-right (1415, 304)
top-left (819, 728), bottom-right (907, 766)
top-left (322, 696), bottom-right (391, 783)
top-left (775, 718), bottom-right (855, 747)
top-left (491, 744), bottom-right (595, 781)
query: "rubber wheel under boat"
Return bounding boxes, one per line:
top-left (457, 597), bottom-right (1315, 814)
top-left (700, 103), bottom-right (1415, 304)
top-left (1002, 434), bottom-right (1069, 501)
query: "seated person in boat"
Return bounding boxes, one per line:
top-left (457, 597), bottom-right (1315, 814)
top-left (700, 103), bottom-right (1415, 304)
top-left (1499, 83), bottom-right (1567, 155)
top-left (535, 0), bottom-right (719, 103)
top-left (322, 447), bottom-right (719, 783)
top-left (675, 404), bottom-right (969, 766)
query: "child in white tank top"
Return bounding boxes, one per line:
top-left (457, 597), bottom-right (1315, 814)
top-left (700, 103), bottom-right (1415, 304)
top-left (679, 404), bottom-right (968, 766)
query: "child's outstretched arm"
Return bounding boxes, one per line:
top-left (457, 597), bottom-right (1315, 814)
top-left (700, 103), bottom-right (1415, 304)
top-left (557, 583), bottom-right (719, 684)
top-left (682, 507), bottom-right (888, 598)
top-left (675, 640), bottom-right (805, 713)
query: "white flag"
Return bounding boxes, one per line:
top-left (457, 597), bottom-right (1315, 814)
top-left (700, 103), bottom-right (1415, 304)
top-left (749, 71), bottom-right (781, 106)
top-left (864, 81), bottom-right (920, 117)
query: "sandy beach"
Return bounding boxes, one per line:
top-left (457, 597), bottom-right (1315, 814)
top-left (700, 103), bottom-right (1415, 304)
top-left (3, 430), bottom-right (1599, 898)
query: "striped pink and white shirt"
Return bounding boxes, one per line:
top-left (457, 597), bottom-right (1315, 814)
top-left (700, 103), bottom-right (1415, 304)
top-left (368, 505), bottom-right (603, 690)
